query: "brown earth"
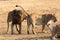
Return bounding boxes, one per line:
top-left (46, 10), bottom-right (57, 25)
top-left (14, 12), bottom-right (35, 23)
top-left (0, 0), bottom-right (60, 40)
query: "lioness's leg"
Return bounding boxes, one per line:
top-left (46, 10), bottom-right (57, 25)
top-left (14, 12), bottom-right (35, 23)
top-left (11, 23), bottom-right (14, 34)
top-left (18, 23), bottom-right (21, 34)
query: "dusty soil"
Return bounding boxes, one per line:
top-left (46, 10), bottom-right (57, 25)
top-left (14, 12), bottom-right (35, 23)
top-left (0, 0), bottom-right (60, 40)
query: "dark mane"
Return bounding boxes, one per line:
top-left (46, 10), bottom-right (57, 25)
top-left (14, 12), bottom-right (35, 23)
top-left (7, 9), bottom-right (24, 34)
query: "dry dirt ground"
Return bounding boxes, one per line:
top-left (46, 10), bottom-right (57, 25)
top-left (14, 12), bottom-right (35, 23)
top-left (0, 0), bottom-right (60, 40)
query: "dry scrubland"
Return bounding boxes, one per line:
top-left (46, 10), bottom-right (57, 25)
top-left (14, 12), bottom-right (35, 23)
top-left (0, 0), bottom-right (60, 40)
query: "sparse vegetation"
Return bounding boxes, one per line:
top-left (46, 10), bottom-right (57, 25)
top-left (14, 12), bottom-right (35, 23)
top-left (0, 0), bottom-right (60, 40)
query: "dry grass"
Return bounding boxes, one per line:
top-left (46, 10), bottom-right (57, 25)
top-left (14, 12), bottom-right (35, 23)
top-left (0, 0), bottom-right (60, 40)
